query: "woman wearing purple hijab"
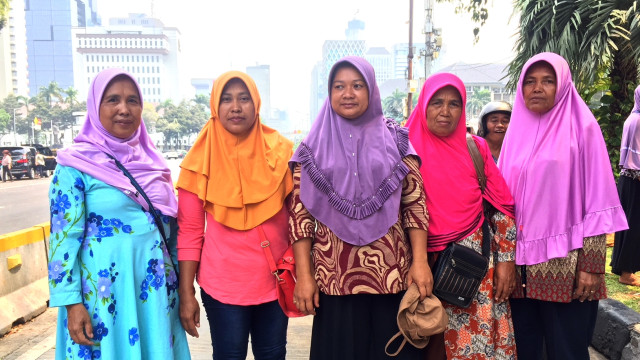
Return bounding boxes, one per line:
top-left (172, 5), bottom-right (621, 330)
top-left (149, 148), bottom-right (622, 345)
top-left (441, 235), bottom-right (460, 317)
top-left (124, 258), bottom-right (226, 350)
top-left (611, 84), bottom-right (640, 287)
top-left (49, 69), bottom-right (190, 359)
top-left (498, 52), bottom-right (628, 360)
top-left (288, 56), bottom-right (431, 359)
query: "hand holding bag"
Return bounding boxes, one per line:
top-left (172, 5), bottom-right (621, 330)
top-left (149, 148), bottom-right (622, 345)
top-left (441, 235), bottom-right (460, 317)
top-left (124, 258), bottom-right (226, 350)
top-left (431, 135), bottom-right (490, 308)
top-left (258, 226), bottom-right (306, 318)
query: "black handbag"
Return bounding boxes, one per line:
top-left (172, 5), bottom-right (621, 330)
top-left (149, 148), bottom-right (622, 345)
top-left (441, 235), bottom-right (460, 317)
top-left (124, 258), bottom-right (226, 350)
top-left (431, 135), bottom-right (490, 308)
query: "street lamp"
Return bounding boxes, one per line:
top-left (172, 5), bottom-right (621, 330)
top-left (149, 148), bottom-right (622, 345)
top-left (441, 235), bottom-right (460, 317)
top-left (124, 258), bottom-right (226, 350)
top-left (13, 108), bottom-right (20, 146)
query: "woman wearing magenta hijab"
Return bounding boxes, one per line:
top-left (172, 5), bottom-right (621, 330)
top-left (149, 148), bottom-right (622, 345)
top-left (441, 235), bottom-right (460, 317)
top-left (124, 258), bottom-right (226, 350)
top-left (289, 56), bottom-right (430, 359)
top-left (611, 84), bottom-right (640, 286)
top-left (498, 52), bottom-right (628, 360)
top-left (49, 68), bottom-right (190, 359)
top-left (406, 72), bottom-right (518, 360)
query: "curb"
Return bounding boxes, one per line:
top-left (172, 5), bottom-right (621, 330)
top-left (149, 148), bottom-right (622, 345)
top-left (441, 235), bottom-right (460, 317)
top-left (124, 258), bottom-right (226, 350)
top-left (592, 299), bottom-right (640, 360)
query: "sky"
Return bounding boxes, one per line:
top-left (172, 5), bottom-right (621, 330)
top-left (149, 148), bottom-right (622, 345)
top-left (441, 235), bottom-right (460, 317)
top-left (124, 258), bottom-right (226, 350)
top-left (98, 0), bottom-right (520, 127)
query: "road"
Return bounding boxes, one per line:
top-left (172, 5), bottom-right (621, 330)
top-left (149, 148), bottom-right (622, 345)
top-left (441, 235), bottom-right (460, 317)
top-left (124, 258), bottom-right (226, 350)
top-left (0, 159), bottom-right (183, 234)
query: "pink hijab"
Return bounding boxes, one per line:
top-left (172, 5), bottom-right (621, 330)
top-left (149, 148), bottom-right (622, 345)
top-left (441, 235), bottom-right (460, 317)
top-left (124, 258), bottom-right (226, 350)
top-left (406, 73), bottom-right (515, 252)
top-left (498, 52), bottom-right (628, 265)
top-left (56, 68), bottom-right (177, 217)
top-left (619, 85), bottom-right (640, 170)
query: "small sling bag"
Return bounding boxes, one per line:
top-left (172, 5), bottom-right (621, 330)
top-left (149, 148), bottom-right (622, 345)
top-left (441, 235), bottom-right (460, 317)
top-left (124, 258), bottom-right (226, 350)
top-left (431, 135), bottom-right (491, 308)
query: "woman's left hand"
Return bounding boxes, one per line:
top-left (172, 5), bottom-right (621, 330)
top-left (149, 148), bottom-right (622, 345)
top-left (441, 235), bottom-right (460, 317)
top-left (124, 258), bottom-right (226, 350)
top-left (407, 260), bottom-right (433, 300)
top-left (573, 271), bottom-right (601, 302)
top-left (493, 261), bottom-right (516, 303)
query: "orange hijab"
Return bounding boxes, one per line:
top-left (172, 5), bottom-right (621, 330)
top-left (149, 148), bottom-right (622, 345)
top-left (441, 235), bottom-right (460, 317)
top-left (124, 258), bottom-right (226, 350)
top-left (177, 71), bottom-right (293, 230)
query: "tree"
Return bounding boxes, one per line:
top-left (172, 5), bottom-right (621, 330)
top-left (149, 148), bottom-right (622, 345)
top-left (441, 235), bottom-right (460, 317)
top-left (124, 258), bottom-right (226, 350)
top-left (0, 108), bottom-right (10, 133)
top-left (142, 103), bottom-right (159, 132)
top-left (383, 90), bottom-right (407, 122)
top-left (0, 0), bottom-right (8, 32)
top-left (466, 89), bottom-right (491, 119)
top-left (39, 82), bottom-right (63, 107)
top-left (440, 0), bottom-right (640, 173)
top-left (63, 87), bottom-right (79, 106)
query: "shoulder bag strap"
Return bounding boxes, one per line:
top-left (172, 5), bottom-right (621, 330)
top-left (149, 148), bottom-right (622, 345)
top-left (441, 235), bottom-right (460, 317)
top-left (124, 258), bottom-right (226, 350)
top-left (258, 225), bottom-right (282, 281)
top-left (104, 153), bottom-right (168, 243)
top-left (465, 134), bottom-right (490, 258)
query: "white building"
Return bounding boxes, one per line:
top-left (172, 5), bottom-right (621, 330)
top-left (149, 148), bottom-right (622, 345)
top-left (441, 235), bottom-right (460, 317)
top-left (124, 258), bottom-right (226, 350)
top-left (0, 0), bottom-right (29, 98)
top-left (72, 14), bottom-right (185, 104)
top-left (364, 47), bottom-right (393, 84)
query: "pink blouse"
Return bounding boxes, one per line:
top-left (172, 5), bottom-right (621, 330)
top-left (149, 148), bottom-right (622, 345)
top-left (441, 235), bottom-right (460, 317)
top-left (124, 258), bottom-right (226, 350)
top-left (177, 189), bottom-right (289, 305)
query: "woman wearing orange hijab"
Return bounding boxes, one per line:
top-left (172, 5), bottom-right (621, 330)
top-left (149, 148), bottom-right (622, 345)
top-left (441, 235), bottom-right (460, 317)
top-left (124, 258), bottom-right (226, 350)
top-left (176, 71), bottom-right (293, 359)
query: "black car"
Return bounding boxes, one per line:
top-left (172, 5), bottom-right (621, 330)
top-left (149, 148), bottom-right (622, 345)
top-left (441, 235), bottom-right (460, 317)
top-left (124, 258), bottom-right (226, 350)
top-left (23, 143), bottom-right (57, 177)
top-left (0, 146), bottom-right (37, 179)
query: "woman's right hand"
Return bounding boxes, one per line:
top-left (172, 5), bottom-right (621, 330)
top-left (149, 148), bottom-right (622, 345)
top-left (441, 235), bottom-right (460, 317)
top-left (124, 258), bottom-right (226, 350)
top-left (66, 303), bottom-right (94, 346)
top-left (179, 287), bottom-right (200, 338)
top-left (293, 274), bottom-right (319, 315)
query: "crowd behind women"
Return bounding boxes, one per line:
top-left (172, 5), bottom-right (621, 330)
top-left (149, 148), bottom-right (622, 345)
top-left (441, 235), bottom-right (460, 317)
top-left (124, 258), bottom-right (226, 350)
top-left (46, 50), bottom-right (635, 360)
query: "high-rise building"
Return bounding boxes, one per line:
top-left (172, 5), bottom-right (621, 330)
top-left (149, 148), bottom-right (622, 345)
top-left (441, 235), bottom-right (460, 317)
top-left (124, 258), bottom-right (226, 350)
top-left (25, 0), bottom-right (100, 95)
top-left (365, 47), bottom-right (392, 84)
top-left (0, 0), bottom-right (29, 98)
top-left (246, 64), bottom-right (271, 121)
top-left (71, 13), bottom-right (185, 104)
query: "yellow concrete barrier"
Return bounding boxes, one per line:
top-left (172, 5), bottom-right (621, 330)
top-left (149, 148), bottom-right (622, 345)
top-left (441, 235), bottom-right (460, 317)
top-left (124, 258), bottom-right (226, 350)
top-left (0, 222), bottom-right (50, 336)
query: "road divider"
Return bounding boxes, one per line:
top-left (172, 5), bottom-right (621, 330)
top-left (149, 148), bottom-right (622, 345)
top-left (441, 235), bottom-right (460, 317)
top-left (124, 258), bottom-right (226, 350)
top-left (0, 222), bottom-right (50, 336)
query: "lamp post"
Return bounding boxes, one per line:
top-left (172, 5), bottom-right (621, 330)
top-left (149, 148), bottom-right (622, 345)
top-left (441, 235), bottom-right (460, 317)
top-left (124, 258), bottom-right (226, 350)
top-left (12, 108), bottom-right (20, 145)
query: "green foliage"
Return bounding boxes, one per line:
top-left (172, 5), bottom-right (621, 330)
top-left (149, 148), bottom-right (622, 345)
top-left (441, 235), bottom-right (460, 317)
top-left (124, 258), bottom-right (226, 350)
top-left (0, 0), bottom-right (8, 32)
top-left (383, 89), bottom-right (406, 122)
top-left (466, 89), bottom-right (492, 118)
top-left (605, 246), bottom-right (640, 313)
top-left (0, 108), bottom-right (9, 132)
top-left (155, 98), bottom-right (209, 148)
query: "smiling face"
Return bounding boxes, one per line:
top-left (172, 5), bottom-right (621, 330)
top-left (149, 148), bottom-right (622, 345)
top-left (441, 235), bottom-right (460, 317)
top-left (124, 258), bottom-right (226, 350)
top-left (485, 112), bottom-right (510, 144)
top-left (218, 78), bottom-right (257, 137)
top-left (99, 76), bottom-right (142, 139)
top-left (522, 61), bottom-right (557, 114)
top-left (330, 64), bottom-right (369, 120)
top-left (426, 86), bottom-right (463, 137)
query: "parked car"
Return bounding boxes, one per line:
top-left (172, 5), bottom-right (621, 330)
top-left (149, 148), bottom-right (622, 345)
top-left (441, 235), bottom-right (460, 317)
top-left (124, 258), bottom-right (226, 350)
top-left (23, 143), bottom-right (57, 177)
top-left (164, 151), bottom-right (180, 160)
top-left (0, 146), bottom-right (37, 179)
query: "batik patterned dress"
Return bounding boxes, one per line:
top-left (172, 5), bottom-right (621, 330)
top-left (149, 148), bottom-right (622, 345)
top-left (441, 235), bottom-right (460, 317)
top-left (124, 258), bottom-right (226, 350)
top-left (442, 211), bottom-right (518, 360)
top-left (48, 165), bottom-right (190, 360)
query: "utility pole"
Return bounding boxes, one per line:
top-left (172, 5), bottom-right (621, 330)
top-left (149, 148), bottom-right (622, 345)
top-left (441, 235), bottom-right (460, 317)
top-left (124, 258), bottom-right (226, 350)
top-left (407, 0), bottom-right (414, 117)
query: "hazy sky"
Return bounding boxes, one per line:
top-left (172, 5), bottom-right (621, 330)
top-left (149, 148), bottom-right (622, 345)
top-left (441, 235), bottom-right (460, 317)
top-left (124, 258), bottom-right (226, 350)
top-left (98, 0), bottom-right (519, 126)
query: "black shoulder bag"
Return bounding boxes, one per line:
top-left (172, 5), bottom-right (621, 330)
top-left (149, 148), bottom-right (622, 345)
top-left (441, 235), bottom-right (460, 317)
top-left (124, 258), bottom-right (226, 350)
top-left (431, 135), bottom-right (491, 308)
top-left (104, 153), bottom-right (169, 244)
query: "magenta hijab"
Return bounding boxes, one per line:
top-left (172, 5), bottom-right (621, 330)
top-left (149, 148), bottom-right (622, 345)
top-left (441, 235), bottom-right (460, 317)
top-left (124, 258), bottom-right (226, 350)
top-left (406, 73), bottom-right (515, 252)
top-left (56, 68), bottom-right (177, 217)
top-left (290, 56), bottom-right (415, 246)
top-left (498, 52), bottom-right (628, 265)
top-left (619, 85), bottom-right (640, 170)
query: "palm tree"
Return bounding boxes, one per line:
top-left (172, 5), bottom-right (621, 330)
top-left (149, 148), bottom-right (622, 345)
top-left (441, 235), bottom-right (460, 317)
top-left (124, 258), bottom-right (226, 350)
top-left (505, 0), bottom-right (640, 172)
top-left (383, 89), bottom-right (408, 123)
top-left (63, 87), bottom-right (79, 106)
top-left (466, 89), bottom-right (492, 119)
top-left (39, 82), bottom-right (63, 107)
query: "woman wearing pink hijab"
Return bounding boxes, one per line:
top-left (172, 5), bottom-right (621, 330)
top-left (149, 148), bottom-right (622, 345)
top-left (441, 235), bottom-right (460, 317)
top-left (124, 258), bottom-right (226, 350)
top-left (611, 84), bottom-right (640, 286)
top-left (406, 72), bottom-right (518, 360)
top-left (498, 52), bottom-right (628, 360)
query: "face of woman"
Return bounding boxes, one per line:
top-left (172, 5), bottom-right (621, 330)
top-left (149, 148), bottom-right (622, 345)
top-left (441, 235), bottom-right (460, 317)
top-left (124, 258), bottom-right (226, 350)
top-left (99, 77), bottom-right (142, 139)
top-left (426, 86), bottom-right (463, 137)
top-left (485, 112), bottom-right (510, 143)
top-left (218, 79), bottom-right (257, 137)
top-left (522, 61), bottom-right (557, 114)
top-left (330, 65), bottom-right (369, 120)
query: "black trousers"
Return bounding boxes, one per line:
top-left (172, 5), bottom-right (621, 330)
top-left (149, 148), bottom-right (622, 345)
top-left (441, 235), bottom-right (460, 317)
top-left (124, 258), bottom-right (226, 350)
top-left (310, 292), bottom-right (423, 360)
top-left (510, 298), bottom-right (598, 360)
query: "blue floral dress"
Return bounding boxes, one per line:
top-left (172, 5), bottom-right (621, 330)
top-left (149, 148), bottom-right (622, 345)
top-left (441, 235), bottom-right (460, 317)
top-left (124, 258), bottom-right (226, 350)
top-left (48, 165), bottom-right (190, 360)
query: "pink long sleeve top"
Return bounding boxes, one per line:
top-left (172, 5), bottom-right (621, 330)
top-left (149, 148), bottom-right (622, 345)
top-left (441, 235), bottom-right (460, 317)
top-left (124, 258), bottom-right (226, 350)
top-left (177, 188), bottom-right (289, 305)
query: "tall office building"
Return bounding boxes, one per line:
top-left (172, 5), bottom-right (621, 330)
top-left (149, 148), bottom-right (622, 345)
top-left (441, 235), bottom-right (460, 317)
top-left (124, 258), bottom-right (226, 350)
top-left (246, 64), bottom-right (271, 121)
top-left (0, 0), bottom-right (29, 98)
top-left (365, 47), bottom-right (392, 84)
top-left (25, 0), bottom-right (100, 95)
top-left (72, 13), bottom-right (184, 103)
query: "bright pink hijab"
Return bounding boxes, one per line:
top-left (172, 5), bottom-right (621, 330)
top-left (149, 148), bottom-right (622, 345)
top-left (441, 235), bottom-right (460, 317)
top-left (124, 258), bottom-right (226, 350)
top-left (56, 68), bottom-right (177, 217)
top-left (498, 52), bottom-right (628, 265)
top-left (406, 73), bottom-right (515, 252)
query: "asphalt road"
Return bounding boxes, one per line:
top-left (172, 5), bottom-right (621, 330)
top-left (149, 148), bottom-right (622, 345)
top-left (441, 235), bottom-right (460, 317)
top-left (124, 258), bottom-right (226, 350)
top-left (0, 159), bottom-right (182, 235)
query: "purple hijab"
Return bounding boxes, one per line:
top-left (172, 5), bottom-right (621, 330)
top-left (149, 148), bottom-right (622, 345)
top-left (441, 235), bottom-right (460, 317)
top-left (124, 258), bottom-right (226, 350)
top-left (498, 52), bottom-right (628, 265)
top-left (290, 56), bottom-right (416, 246)
top-left (56, 68), bottom-right (178, 217)
top-left (619, 85), bottom-right (640, 170)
